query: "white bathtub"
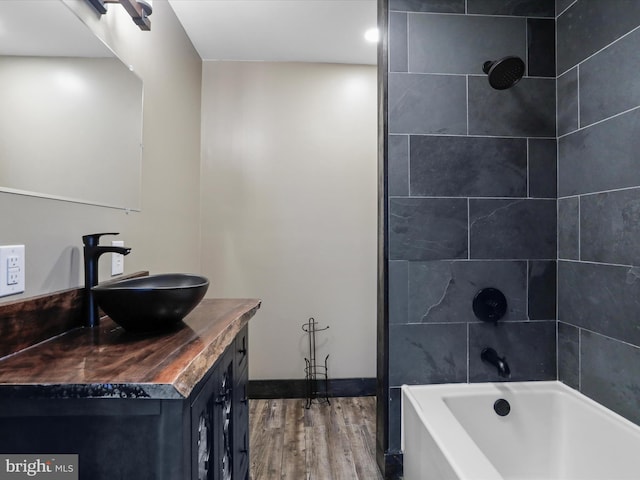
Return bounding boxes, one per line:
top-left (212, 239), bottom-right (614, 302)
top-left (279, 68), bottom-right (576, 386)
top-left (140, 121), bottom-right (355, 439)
top-left (402, 381), bottom-right (640, 480)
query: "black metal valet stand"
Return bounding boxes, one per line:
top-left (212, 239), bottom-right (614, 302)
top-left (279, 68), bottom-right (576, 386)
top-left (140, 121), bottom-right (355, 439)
top-left (302, 318), bottom-right (330, 409)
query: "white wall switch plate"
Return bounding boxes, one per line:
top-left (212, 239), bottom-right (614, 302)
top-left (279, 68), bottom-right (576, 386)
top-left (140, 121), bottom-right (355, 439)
top-left (111, 240), bottom-right (125, 276)
top-left (0, 245), bottom-right (25, 297)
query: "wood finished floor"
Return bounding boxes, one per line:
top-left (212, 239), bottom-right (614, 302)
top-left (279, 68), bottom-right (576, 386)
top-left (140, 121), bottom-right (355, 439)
top-left (249, 397), bottom-right (384, 480)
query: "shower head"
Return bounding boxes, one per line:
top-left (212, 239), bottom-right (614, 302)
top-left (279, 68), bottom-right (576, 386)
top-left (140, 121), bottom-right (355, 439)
top-left (482, 56), bottom-right (525, 90)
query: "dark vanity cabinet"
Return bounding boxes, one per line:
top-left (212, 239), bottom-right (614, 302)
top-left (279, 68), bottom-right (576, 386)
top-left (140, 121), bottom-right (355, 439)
top-left (191, 326), bottom-right (249, 480)
top-left (0, 299), bottom-right (259, 480)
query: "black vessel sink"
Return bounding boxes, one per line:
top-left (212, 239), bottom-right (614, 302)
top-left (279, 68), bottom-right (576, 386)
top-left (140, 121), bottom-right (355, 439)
top-left (92, 273), bottom-right (209, 333)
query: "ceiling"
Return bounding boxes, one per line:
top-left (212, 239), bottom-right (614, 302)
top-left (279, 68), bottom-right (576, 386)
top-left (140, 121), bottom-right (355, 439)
top-left (167, 0), bottom-right (378, 65)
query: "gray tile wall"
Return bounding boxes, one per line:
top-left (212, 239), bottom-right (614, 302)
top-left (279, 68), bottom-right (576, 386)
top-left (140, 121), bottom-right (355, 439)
top-left (386, 1), bottom-right (557, 452)
top-left (556, 0), bottom-right (640, 425)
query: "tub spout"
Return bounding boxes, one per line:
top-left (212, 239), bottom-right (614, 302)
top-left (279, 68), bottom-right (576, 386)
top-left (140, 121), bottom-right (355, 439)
top-left (481, 347), bottom-right (511, 378)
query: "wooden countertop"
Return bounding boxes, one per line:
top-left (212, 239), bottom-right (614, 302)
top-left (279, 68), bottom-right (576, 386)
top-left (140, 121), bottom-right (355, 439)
top-left (0, 298), bottom-right (260, 400)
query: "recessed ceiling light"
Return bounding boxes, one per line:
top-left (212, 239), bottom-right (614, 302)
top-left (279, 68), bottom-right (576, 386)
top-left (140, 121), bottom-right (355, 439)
top-left (364, 28), bottom-right (379, 43)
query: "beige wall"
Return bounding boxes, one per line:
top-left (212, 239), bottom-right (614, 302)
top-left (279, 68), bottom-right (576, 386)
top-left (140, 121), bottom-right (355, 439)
top-left (0, 2), bottom-right (376, 381)
top-left (200, 61), bottom-right (377, 380)
top-left (0, 0), bottom-right (203, 298)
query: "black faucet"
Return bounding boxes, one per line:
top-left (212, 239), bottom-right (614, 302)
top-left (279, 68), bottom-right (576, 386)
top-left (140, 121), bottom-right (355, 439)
top-left (83, 233), bottom-right (131, 327)
top-left (481, 347), bottom-right (511, 378)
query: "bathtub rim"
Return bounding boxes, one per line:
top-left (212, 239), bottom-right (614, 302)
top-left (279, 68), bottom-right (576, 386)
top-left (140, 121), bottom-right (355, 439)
top-left (402, 382), bottom-right (505, 480)
top-left (401, 380), bottom-right (640, 480)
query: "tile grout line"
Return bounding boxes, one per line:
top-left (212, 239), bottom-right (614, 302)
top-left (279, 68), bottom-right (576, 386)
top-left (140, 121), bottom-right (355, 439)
top-left (526, 139), bottom-right (530, 197)
top-left (556, 0), bottom-right (577, 18)
top-left (400, 319), bottom-right (555, 326)
top-left (559, 257), bottom-right (640, 269)
top-left (465, 75), bottom-right (469, 135)
top-left (525, 16), bottom-right (529, 76)
top-left (557, 104), bottom-right (640, 140)
top-left (391, 256), bottom-right (559, 262)
top-left (390, 10), bottom-right (552, 20)
top-left (390, 131), bottom-right (556, 140)
top-left (391, 71), bottom-right (550, 78)
top-left (578, 327), bottom-right (582, 391)
top-left (557, 184), bottom-right (640, 200)
top-left (467, 198), bottom-right (471, 260)
top-left (406, 135), bottom-right (410, 196)
top-left (404, 257), bottom-right (409, 323)
top-left (576, 63), bottom-right (580, 129)
top-left (557, 23), bottom-right (640, 78)
top-left (556, 321), bottom-right (559, 381)
top-left (577, 196), bottom-right (581, 261)
top-left (576, 325), bottom-right (640, 351)
top-left (405, 12), bottom-right (409, 73)
top-left (390, 195), bottom-right (556, 200)
top-left (466, 322), bottom-right (470, 383)
top-left (525, 260), bottom-right (530, 320)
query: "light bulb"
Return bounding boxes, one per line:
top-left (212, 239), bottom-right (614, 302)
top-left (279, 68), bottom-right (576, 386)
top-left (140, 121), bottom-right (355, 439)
top-left (364, 28), bottom-right (379, 43)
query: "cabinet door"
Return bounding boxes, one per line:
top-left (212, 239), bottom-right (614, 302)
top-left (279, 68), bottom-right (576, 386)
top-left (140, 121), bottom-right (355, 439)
top-left (191, 336), bottom-right (250, 480)
top-left (217, 351), bottom-right (234, 480)
top-left (191, 367), bottom-right (217, 480)
top-left (191, 348), bottom-right (234, 480)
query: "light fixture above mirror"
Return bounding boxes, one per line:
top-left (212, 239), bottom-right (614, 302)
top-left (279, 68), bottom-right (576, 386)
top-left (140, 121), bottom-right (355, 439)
top-left (86, 0), bottom-right (152, 31)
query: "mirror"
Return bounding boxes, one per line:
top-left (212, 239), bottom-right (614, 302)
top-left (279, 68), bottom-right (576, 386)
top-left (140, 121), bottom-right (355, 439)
top-left (0, 0), bottom-right (143, 210)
